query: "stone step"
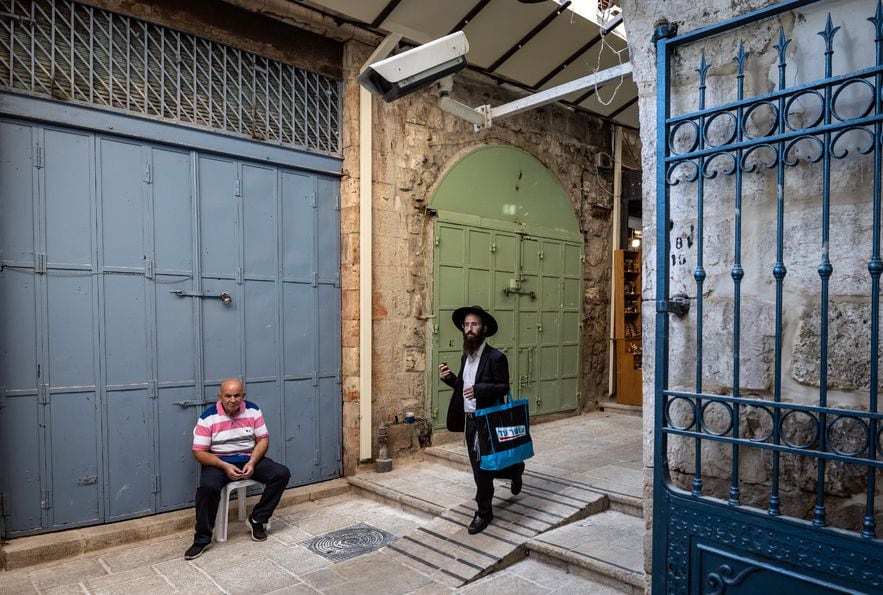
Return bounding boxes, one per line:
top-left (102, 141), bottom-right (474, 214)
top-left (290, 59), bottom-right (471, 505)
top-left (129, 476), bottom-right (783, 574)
top-left (525, 509), bottom-right (647, 594)
top-left (348, 460), bottom-right (476, 516)
top-left (465, 553), bottom-right (633, 594)
top-left (350, 458), bottom-right (610, 587)
top-left (598, 400), bottom-right (643, 417)
top-left (423, 445), bottom-right (643, 518)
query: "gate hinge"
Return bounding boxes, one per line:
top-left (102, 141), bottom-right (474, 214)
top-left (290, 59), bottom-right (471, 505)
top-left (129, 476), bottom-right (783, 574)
top-left (310, 192), bottom-right (317, 208)
top-left (312, 370), bottom-right (318, 387)
top-left (236, 266), bottom-right (243, 285)
top-left (314, 449), bottom-right (320, 466)
top-left (148, 380), bottom-right (157, 399)
top-left (41, 489), bottom-right (52, 510)
top-left (144, 257), bottom-right (154, 279)
top-left (233, 178), bottom-right (241, 197)
top-left (432, 322), bottom-right (438, 335)
top-left (0, 386), bottom-right (6, 409)
top-left (538, 250), bottom-right (544, 260)
top-left (152, 474), bottom-right (160, 494)
top-left (490, 243), bottom-right (496, 253)
top-left (143, 163), bottom-right (152, 184)
top-left (38, 383), bottom-right (50, 405)
top-left (0, 493), bottom-right (8, 516)
top-left (434, 237), bottom-right (439, 246)
top-left (432, 407), bottom-right (438, 418)
top-left (335, 272), bottom-right (340, 288)
top-left (336, 369), bottom-right (342, 384)
top-left (335, 191), bottom-right (340, 211)
top-left (34, 145), bottom-right (44, 169)
top-left (311, 272), bottom-right (318, 287)
top-left (34, 252), bottom-right (47, 274)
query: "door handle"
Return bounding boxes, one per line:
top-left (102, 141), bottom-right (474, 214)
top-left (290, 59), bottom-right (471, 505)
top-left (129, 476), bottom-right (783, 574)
top-left (502, 287), bottom-right (536, 300)
top-left (171, 289), bottom-right (233, 304)
top-left (172, 400), bottom-right (209, 408)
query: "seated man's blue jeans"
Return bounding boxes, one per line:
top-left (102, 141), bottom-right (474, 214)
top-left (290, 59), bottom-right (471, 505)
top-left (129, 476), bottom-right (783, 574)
top-left (193, 457), bottom-right (291, 545)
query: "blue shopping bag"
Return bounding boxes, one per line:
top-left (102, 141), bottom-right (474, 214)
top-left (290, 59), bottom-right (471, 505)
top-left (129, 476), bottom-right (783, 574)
top-left (474, 392), bottom-right (534, 471)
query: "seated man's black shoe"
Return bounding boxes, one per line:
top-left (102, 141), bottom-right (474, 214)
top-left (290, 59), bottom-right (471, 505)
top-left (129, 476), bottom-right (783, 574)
top-left (248, 516), bottom-right (268, 541)
top-left (468, 513), bottom-right (492, 535)
top-left (511, 462), bottom-right (525, 496)
top-left (184, 542), bottom-right (210, 560)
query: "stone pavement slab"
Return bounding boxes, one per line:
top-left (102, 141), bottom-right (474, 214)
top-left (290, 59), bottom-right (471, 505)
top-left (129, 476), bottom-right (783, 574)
top-left (1, 478), bottom-right (351, 571)
top-left (526, 509), bottom-right (645, 593)
top-left (0, 494), bottom-right (435, 594)
top-left (460, 555), bottom-right (629, 594)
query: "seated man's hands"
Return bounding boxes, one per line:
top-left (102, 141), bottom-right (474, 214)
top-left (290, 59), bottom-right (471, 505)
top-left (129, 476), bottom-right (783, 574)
top-left (240, 461), bottom-right (255, 479)
top-left (223, 462), bottom-right (244, 481)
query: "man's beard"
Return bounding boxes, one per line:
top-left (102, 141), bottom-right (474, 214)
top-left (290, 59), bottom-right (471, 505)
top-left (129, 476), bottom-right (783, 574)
top-left (463, 330), bottom-right (485, 357)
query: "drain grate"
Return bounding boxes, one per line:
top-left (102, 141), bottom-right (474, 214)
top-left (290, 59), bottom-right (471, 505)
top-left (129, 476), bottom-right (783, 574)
top-left (300, 523), bottom-right (396, 563)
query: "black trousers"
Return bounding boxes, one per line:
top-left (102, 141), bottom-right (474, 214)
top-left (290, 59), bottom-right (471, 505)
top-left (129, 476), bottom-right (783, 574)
top-left (193, 457), bottom-right (291, 545)
top-left (465, 415), bottom-right (525, 517)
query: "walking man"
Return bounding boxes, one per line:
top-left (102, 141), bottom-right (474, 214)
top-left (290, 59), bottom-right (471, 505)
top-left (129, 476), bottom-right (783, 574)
top-left (439, 305), bottom-right (525, 534)
top-left (185, 378), bottom-right (291, 559)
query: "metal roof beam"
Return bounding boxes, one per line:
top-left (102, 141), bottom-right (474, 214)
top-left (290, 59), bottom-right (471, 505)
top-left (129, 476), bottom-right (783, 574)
top-left (608, 95), bottom-right (639, 119)
top-left (448, 0), bottom-right (493, 35)
top-left (370, 0), bottom-right (404, 28)
top-left (571, 86), bottom-right (598, 106)
top-left (487, 0), bottom-right (571, 72)
top-left (532, 32), bottom-right (602, 90)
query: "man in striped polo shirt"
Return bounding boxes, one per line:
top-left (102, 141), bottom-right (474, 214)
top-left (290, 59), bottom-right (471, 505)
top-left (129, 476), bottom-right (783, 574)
top-left (184, 378), bottom-right (291, 560)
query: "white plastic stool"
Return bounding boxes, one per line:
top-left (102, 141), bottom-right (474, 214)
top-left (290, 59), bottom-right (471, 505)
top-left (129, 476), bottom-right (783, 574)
top-left (214, 479), bottom-right (270, 542)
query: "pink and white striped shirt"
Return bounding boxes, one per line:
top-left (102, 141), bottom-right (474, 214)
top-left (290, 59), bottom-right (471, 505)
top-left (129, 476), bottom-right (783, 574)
top-left (192, 400), bottom-right (268, 463)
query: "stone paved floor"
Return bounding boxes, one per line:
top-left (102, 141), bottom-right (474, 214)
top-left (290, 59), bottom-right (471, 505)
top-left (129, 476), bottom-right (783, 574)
top-left (0, 412), bottom-right (645, 594)
top-left (0, 496), bottom-right (627, 594)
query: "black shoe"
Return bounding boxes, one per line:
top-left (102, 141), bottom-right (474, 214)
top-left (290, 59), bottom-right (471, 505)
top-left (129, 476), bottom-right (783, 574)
top-left (184, 542), bottom-right (210, 560)
top-left (248, 516), bottom-right (268, 541)
top-left (511, 462), bottom-right (525, 496)
top-left (468, 514), bottom-right (492, 535)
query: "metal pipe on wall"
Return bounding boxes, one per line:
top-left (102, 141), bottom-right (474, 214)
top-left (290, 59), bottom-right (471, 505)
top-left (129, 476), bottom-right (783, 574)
top-left (608, 125), bottom-right (623, 398)
top-left (359, 34), bottom-right (401, 462)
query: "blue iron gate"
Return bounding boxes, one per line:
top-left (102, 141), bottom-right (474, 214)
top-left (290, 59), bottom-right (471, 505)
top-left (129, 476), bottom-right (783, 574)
top-left (654, 0), bottom-right (883, 592)
top-left (0, 116), bottom-right (341, 537)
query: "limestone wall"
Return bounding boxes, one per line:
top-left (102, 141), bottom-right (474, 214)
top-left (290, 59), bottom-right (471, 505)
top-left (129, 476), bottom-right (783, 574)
top-left (623, 0), bottom-right (883, 584)
top-left (340, 40), bottom-right (633, 472)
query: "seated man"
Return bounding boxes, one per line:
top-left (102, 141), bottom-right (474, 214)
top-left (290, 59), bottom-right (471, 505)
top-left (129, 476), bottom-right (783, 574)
top-left (184, 378), bottom-right (291, 560)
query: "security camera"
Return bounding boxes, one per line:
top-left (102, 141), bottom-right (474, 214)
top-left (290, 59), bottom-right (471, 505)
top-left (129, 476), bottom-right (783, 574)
top-left (358, 31), bottom-right (469, 102)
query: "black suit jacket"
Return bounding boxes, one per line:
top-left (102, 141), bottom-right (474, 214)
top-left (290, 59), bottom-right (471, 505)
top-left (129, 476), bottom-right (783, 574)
top-left (442, 344), bottom-right (510, 432)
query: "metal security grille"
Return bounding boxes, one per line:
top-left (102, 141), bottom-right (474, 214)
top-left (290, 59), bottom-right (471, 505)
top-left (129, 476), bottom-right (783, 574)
top-left (0, 0), bottom-right (341, 154)
top-left (652, 0), bottom-right (883, 592)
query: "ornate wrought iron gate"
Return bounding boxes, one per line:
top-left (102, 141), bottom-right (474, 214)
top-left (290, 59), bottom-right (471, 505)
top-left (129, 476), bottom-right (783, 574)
top-left (654, 0), bottom-right (883, 591)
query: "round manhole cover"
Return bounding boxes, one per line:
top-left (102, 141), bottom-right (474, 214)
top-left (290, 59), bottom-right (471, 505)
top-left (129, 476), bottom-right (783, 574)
top-left (301, 523), bottom-right (396, 563)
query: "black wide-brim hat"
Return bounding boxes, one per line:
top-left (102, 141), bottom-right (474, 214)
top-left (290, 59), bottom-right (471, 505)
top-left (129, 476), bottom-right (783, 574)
top-left (452, 305), bottom-right (498, 337)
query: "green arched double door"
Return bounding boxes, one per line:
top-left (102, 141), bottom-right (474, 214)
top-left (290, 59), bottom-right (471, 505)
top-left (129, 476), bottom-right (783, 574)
top-left (429, 146), bottom-right (582, 429)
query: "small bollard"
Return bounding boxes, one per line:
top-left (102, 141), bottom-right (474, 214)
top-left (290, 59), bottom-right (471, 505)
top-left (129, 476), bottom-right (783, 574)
top-left (375, 420), bottom-right (393, 473)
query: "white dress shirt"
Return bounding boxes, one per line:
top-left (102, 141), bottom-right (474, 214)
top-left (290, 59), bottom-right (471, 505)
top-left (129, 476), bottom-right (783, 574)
top-left (462, 341), bottom-right (486, 413)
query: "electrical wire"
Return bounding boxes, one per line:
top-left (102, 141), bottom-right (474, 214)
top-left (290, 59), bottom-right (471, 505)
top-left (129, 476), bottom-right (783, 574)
top-left (590, 2), bottom-right (629, 106)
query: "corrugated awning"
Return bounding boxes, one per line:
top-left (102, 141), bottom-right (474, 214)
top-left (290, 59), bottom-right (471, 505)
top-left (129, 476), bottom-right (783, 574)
top-left (298, 0), bottom-right (638, 128)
